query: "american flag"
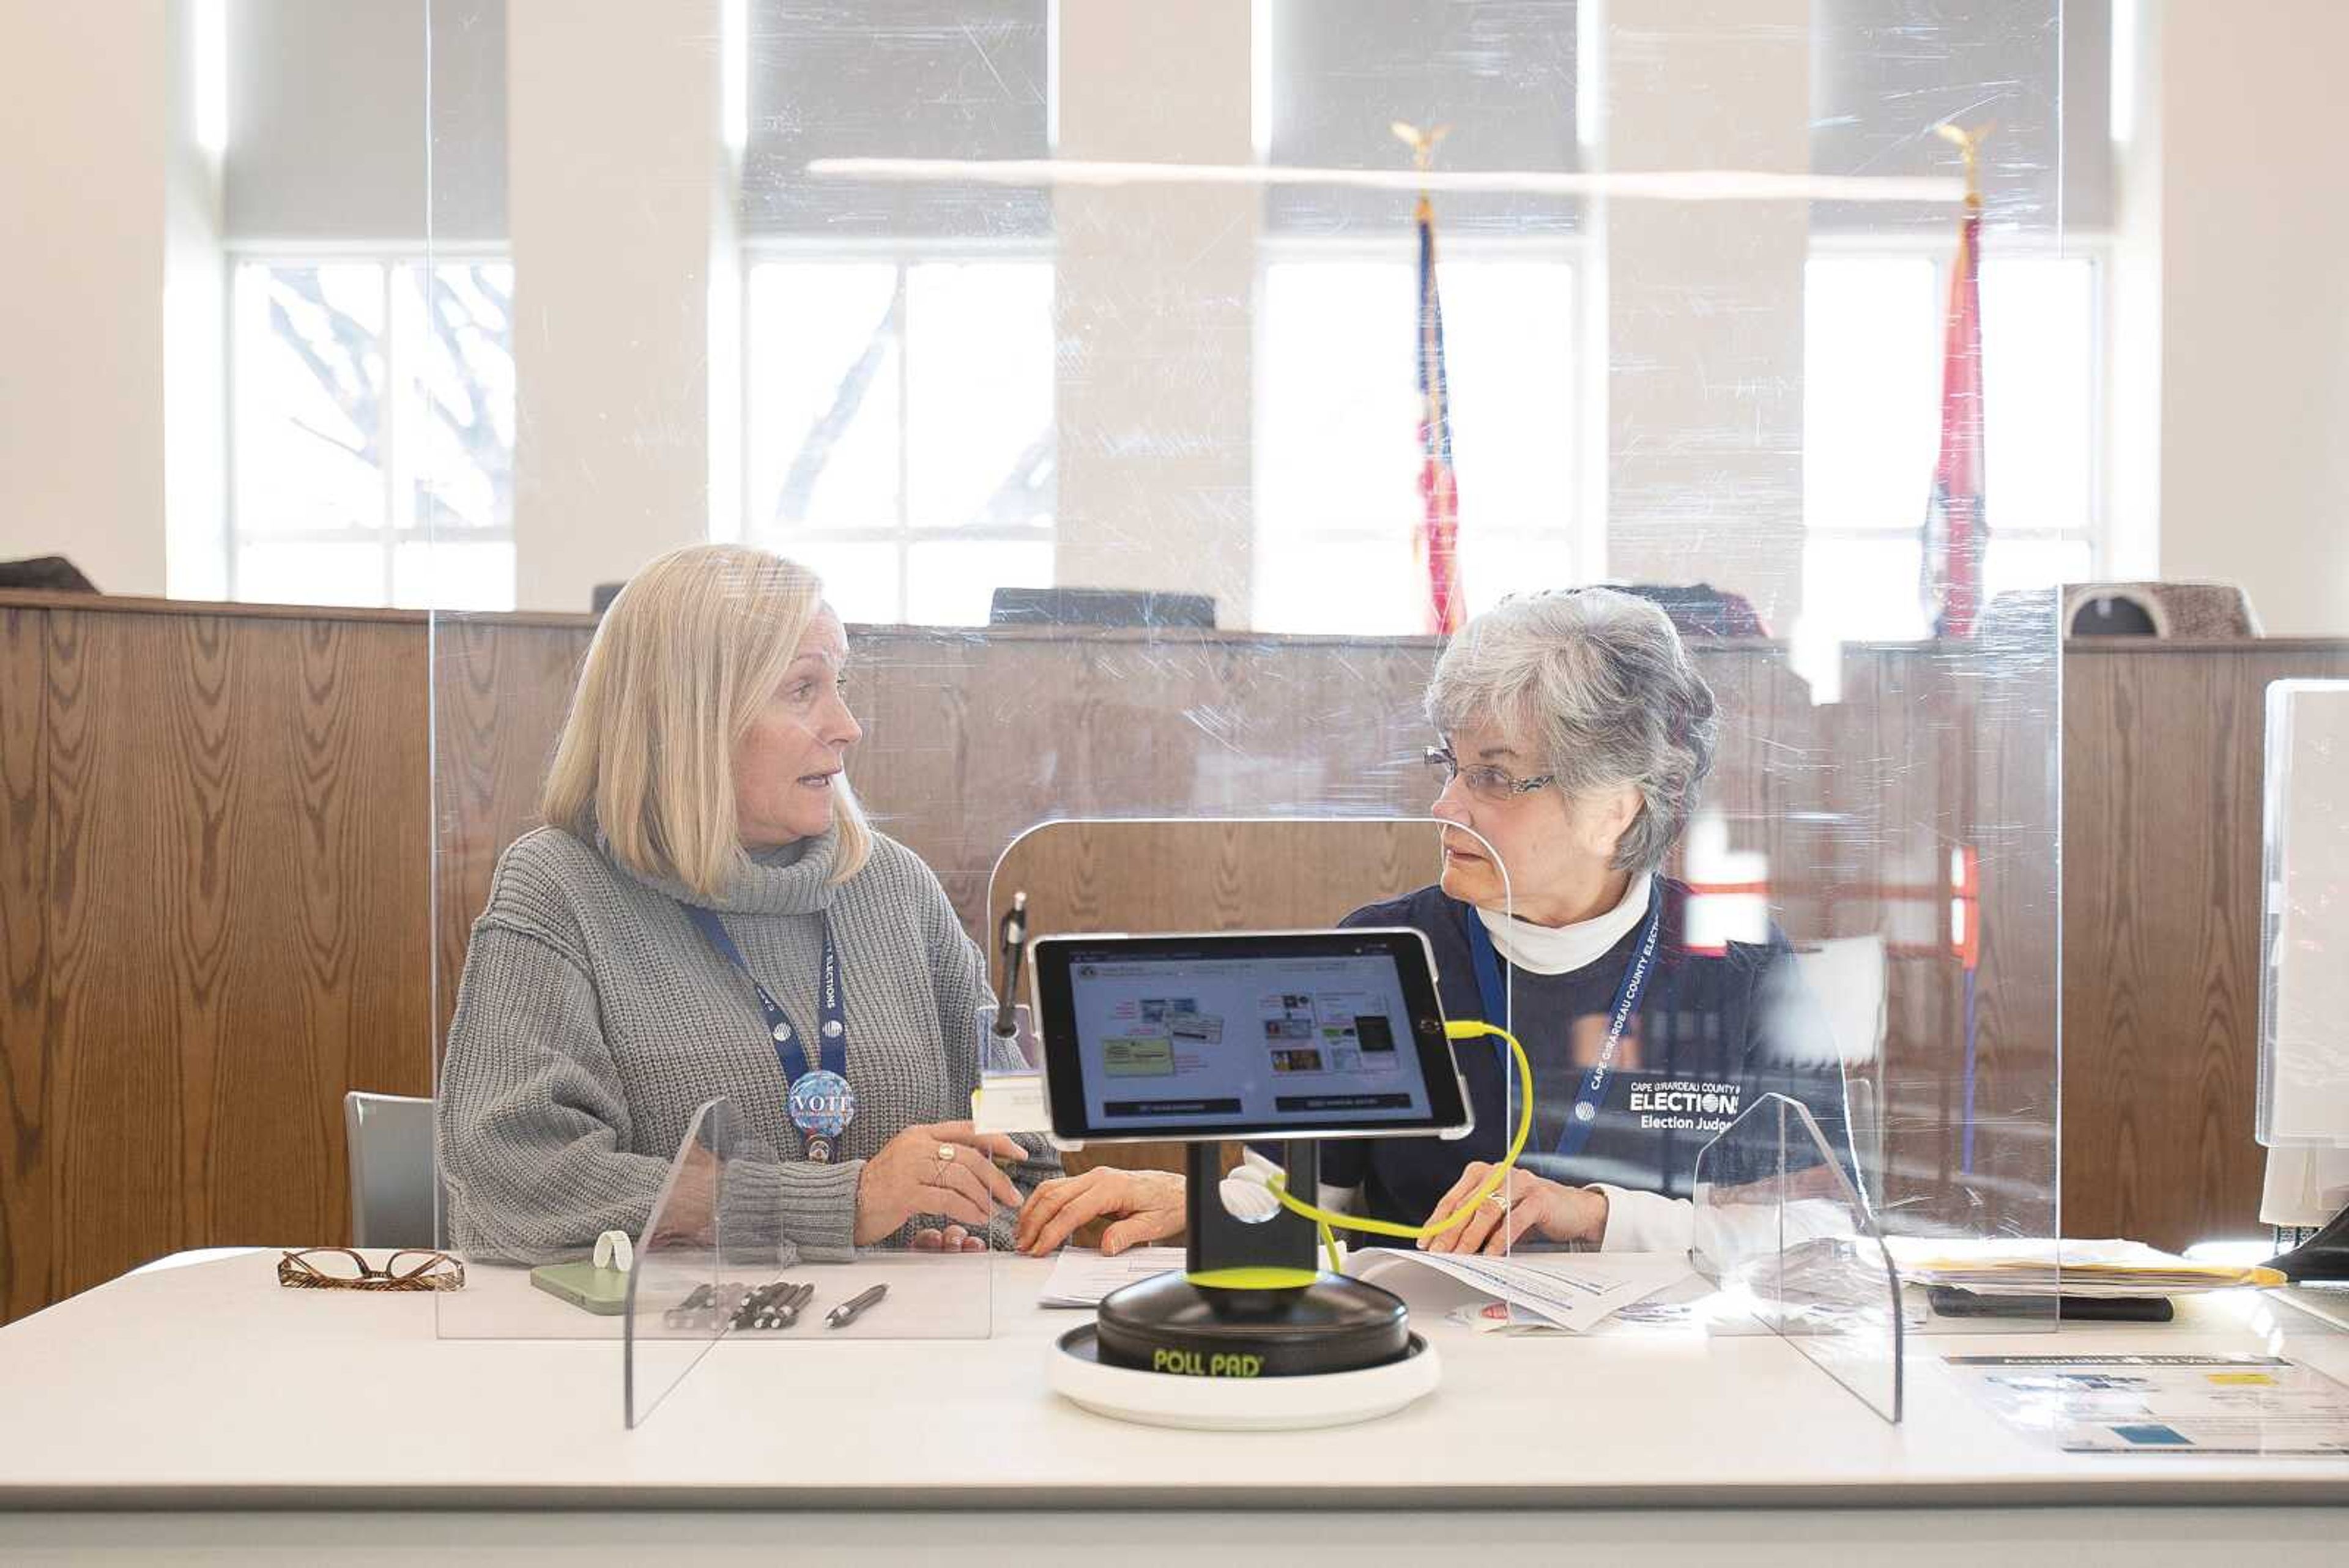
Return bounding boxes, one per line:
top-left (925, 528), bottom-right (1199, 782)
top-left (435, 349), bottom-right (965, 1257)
top-left (1921, 136), bottom-right (1986, 638)
top-left (1413, 189), bottom-right (1466, 636)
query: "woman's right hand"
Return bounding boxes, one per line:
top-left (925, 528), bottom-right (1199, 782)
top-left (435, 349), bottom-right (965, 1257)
top-left (853, 1121), bottom-right (1027, 1245)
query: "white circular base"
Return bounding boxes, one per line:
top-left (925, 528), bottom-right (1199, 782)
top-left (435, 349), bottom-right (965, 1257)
top-left (1047, 1326), bottom-right (1441, 1432)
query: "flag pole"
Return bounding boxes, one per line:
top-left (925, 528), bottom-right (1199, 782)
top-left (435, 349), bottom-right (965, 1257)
top-left (1921, 121), bottom-right (1991, 642)
top-left (1932, 124), bottom-right (1990, 1176)
top-left (1394, 122), bottom-right (1464, 637)
top-left (1934, 122), bottom-right (1984, 212)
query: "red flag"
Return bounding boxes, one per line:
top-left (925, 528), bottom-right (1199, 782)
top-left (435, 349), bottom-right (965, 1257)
top-left (1922, 191), bottom-right (1986, 637)
top-left (1414, 193), bottom-right (1465, 636)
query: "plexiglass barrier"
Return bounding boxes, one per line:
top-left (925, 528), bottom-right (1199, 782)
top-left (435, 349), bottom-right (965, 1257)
top-left (409, 0), bottom-right (2068, 1425)
top-left (1693, 1091), bottom-right (1905, 1424)
top-left (623, 1098), bottom-right (746, 1429)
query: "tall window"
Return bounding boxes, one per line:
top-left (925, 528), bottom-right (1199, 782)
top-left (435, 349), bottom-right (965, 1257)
top-left (229, 257), bottom-right (517, 609)
top-left (1802, 249), bottom-right (2102, 640)
top-left (743, 256), bottom-right (1056, 626)
top-left (1254, 252), bottom-right (1578, 634)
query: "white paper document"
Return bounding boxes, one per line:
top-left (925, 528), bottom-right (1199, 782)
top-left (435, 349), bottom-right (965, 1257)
top-left (1888, 1236), bottom-right (2285, 1298)
top-left (971, 1072), bottom-right (1053, 1135)
top-left (1945, 1353), bottom-right (2349, 1455)
top-left (1037, 1247), bottom-right (1188, 1308)
top-left (1349, 1249), bottom-right (1691, 1334)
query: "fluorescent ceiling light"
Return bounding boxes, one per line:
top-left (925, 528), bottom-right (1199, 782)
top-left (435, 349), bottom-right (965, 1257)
top-left (806, 157), bottom-right (1965, 205)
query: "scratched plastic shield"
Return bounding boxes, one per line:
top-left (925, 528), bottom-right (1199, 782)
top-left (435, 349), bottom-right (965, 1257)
top-left (412, 1), bottom-right (2071, 1381)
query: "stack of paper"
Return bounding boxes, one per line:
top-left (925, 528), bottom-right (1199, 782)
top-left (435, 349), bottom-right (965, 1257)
top-left (1348, 1250), bottom-right (1691, 1333)
top-left (1037, 1247), bottom-right (1188, 1307)
top-left (1885, 1237), bottom-right (2286, 1298)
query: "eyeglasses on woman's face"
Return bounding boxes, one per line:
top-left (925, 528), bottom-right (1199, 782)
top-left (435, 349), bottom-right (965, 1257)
top-left (1423, 743), bottom-right (1557, 805)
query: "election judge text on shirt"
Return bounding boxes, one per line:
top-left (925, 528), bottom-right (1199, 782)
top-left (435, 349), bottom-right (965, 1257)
top-left (437, 544), bottom-right (1050, 1265)
top-left (1017, 588), bottom-right (1852, 1258)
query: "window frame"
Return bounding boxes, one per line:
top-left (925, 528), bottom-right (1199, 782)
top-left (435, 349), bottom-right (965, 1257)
top-left (1250, 228), bottom-right (1590, 633)
top-left (738, 233), bottom-right (1060, 626)
top-left (221, 239), bottom-right (516, 609)
top-left (1802, 227), bottom-right (2113, 580)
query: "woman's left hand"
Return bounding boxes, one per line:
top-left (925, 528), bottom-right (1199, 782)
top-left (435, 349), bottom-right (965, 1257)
top-left (1420, 1163), bottom-right (1608, 1254)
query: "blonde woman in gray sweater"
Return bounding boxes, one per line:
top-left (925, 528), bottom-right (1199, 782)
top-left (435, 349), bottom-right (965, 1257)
top-left (437, 544), bottom-right (1053, 1263)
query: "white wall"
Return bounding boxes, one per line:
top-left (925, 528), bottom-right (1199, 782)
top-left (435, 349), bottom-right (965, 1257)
top-left (2153, 0), bottom-right (2349, 635)
top-left (505, 0), bottom-right (727, 614)
top-left (0, 2), bottom-right (177, 596)
top-left (164, 0), bottom-right (228, 602)
top-left (1053, 1), bottom-right (1257, 619)
top-left (1597, 0), bottom-right (1809, 633)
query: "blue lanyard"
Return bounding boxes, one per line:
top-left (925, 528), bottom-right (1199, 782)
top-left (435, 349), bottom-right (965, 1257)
top-left (1462, 887), bottom-right (1663, 1162)
top-left (682, 905), bottom-right (848, 1086)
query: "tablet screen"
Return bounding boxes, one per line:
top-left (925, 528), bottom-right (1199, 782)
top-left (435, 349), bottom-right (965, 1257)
top-left (1030, 929), bottom-right (1471, 1143)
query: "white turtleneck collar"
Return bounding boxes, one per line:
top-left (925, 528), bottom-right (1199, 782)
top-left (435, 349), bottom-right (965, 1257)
top-left (1476, 871), bottom-right (1653, 976)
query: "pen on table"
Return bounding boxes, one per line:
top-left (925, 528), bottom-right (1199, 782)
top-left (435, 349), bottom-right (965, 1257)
top-left (825, 1282), bottom-right (888, 1329)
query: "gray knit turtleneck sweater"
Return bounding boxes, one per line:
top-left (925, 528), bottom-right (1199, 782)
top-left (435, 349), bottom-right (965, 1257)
top-left (436, 822), bottom-right (1057, 1263)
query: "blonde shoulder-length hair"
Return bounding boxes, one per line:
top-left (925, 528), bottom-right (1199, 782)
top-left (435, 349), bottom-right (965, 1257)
top-left (541, 543), bottom-right (873, 897)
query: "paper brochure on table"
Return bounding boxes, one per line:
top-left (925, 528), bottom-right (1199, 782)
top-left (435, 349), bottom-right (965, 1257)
top-left (1348, 1250), bottom-right (1692, 1334)
top-left (1039, 1247), bottom-right (1190, 1308)
top-left (1890, 1238), bottom-right (2287, 1298)
top-left (1946, 1353), bottom-right (2349, 1455)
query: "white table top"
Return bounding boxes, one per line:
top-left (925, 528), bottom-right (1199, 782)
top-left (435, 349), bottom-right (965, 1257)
top-left (4, 1247), bottom-right (2348, 1514)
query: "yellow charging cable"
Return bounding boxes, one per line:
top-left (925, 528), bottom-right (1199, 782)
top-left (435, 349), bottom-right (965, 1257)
top-left (1266, 1020), bottom-right (1534, 1258)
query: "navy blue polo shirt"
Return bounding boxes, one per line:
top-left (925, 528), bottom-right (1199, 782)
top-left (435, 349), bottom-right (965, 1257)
top-left (1320, 879), bottom-right (1856, 1236)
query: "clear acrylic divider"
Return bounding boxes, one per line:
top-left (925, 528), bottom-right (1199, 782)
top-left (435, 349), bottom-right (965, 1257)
top-left (625, 1098), bottom-right (750, 1429)
top-left (413, 0), bottom-right (2065, 1448)
top-left (1693, 1091), bottom-right (1904, 1424)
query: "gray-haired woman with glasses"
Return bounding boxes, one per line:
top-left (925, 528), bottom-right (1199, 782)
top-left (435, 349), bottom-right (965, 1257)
top-left (1017, 587), bottom-right (1852, 1259)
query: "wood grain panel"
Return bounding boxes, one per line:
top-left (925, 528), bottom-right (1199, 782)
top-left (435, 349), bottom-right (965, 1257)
top-left (848, 629), bottom-right (1442, 934)
top-left (33, 607), bottom-right (436, 1309)
top-left (0, 608), bottom-right (50, 1319)
top-left (2060, 644), bottom-right (2349, 1249)
top-left (428, 615), bottom-right (592, 1058)
top-left (41, 607), bottom-right (191, 1296)
top-left (12, 585), bottom-right (2307, 1318)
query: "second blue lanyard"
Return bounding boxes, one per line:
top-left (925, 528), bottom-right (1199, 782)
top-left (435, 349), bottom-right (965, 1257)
top-left (1463, 888), bottom-right (1662, 1163)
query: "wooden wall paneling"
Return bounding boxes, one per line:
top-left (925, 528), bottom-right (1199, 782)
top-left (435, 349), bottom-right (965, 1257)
top-left (1823, 650), bottom-right (1957, 1226)
top-left (16, 606), bottom-right (437, 1318)
top-left (2059, 645), bottom-right (2349, 1249)
top-left (429, 616), bottom-right (590, 1058)
top-left (1, 607), bottom-right (51, 1320)
top-left (1963, 630), bottom-right (2064, 1238)
top-left (989, 818), bottom-right (1446, 962)
top-left (850, 630), bottom-right (991, 927)
top-left (2058, 649), bottom-right (2134, 1238)
top-left (850, 629), bottom-right (1441, 939)
top-left (42, 608), bottom-right (206, 1296)
top-left (2062, 648), bottom-right (2238, 1246)
top-left (18, 589), bottom-right (2329, 1313)
top-left (297, 617), bottom-right (433, 1117)
top-left (191, 614), bottom-right (432, 1251)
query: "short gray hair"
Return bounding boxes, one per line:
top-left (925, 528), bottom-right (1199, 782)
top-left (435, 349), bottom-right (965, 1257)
top-left (1426, 588), bottom-right (1720, 874)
